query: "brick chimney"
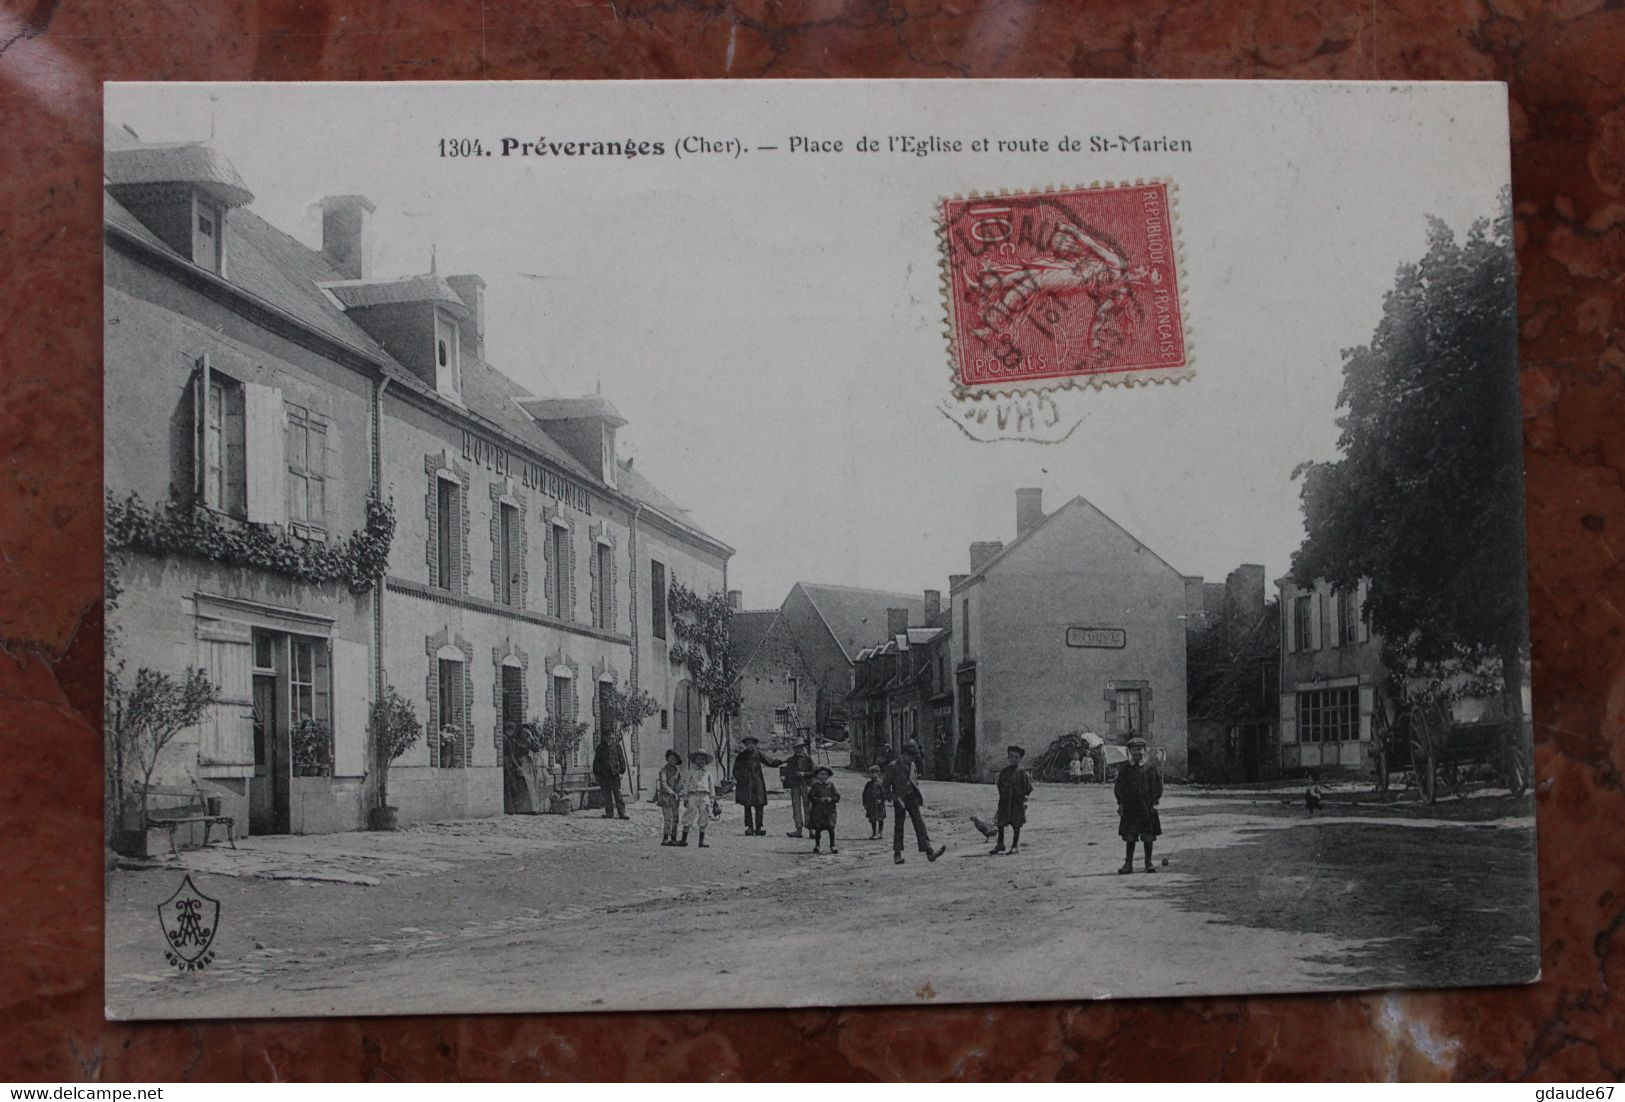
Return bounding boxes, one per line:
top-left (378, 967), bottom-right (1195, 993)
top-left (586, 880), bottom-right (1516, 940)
top-left (445, 274), bottom-right (486, 360)
top-left (318, 194), bottom-right (375, 280)
top-left (727, 589), bottom-right (742, 610)
top-left (923, 589), bottom-right (941, 623)
top-left (886, 607), bottom-right (910, 637)
top-left (1016, 487), bottom-right (1044, 538)
top-left (970, 540), bottom-right (1005, 572)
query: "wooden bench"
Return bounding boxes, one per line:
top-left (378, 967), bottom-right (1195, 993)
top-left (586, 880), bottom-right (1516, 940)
top-left (554, 777), bottom-right (599, 812)
top-left (148, 815), bottom-right (237, 860)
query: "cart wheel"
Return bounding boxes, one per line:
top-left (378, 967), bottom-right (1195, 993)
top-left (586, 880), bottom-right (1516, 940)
top-left (1371, 705), bottom-right (1391, 794)
top-left (1409, 704), bottom-right (1438, 805)
top-left (1504, 730), bottom-right (1531, 798)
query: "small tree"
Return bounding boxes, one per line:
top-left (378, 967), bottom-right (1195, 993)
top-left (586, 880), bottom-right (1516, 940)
top-left (536, 714), bottom-right (590, 770)
top-left (599, 683), bottom-right (659, 792)
top-left (371, 685), bottom-right (423, 810)
top-left (106, 662), bottom-right (216, 835)
top-left (668, 581), bottom-right (741, 779)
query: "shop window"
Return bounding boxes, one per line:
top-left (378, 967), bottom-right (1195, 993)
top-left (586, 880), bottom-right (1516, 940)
top-left (1296, 686), bottom-right (1359, 743)
top-left (650, 560), bottom-right (667, 640)
top-left (286, 404), bottom-right (329, 536)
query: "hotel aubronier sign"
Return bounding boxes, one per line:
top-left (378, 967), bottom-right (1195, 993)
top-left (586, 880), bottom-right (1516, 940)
top-left (463, 429), bottom-right (593, 514)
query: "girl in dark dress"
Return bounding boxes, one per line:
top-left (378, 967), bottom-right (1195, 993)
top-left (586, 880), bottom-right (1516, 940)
top-left (861, 765), bottom-right (887, 838)
top-left (991, 745), bottom-right (1034, 855)
top-left (807, 766), bottom-right (841, 854)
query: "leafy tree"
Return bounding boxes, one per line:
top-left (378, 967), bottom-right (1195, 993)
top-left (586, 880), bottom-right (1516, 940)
top-left (598, 682), bottom-right (660, 791)
top-left (106, 662), bottom-right (217, 835)
top-left (370, 685), bottom-right (423, 809)
top-left (1291, 199), bottom-right (1527, 716)
top-left (668, 581), bottom-right (741, 778)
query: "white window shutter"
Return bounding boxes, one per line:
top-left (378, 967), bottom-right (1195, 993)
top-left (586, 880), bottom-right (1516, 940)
top-left (332, 639), bottom-right (371, 777)
top-left (1310, 592), bottom-right (1323, 651)
top-left (1280, 692), bottom-right (1298, 744)
top-left (244, 382), bottom-right (287, 525)
top-left (1357, 579), bottom-right (1371, 642)
top-left (197, 620), bottom-right (254, 771)
top-left (1358, 683), bottom-right (1375, 742)
top-left (1327, 590), bottom-right (1341, 649)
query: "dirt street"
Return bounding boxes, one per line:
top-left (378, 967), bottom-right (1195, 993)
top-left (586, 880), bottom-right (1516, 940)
top-left (106, 777), bottom-right (1539, 1018)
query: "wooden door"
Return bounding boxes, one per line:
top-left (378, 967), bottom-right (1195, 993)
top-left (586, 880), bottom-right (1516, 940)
top-left (673, 679), bottom-right (702, 758)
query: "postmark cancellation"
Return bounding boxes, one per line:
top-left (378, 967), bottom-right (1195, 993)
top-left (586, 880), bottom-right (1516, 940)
top-left (939, 180), bottom-right (1191, 397)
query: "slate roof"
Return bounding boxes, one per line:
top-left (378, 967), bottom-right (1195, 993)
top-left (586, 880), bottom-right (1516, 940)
top-left (794, 583), bottom-right (926, 664)
top-left (106, 142), bottom-right (254, 206)
top-left (952, 495), bottom-right (1185, 591)
top-left (324, 275), bottom-right (470, 315)
top-left (103, 130), bottom-right (725, 551)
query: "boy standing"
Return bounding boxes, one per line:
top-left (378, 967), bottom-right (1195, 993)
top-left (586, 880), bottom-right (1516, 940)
top-left (807, 766), bottom-right (841, 854)
top-left (1114, 737), bottom-right (1163, 873)
top-left (991, 745), bottom-right (1034, 855)
top-left (680, 750), bottom-right (715, 848)
top-left (861, 765), bottom-right (887, 838)
top-left (656, 749), bottom-right (686, 845)
top-left (1305, 771), bottom-right (1324, 816)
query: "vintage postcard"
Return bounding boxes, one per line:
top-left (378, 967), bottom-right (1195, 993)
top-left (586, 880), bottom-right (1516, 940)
top-left (103, 80), bottom-right (1535, 1018)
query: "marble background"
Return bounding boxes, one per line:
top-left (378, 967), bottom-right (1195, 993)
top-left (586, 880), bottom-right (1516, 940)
top-left (0, 0), bottom-right (1621, 1081)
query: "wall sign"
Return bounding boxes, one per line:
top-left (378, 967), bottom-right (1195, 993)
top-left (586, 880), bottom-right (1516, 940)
top-left (463, 429), bottom-right (594, 514)
top-left (1066, 626), bottom-right (1126, 649)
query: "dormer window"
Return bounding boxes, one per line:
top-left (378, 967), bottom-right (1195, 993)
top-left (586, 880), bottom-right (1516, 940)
top-left (434, 309), bottom-right (461, 399)
top-left (192, 197), bottom-right (224, 274)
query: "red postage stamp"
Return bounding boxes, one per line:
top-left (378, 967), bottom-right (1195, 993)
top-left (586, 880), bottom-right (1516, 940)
top-left (939, 181), bottom-right (1190, 393)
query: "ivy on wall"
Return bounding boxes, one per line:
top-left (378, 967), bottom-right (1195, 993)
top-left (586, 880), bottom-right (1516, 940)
top-left (106, 491), bottom-right (396, 594)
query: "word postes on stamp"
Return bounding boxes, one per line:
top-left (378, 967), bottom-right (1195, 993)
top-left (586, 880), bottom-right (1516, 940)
top-left (940, 181), bottom-right (1189, 396)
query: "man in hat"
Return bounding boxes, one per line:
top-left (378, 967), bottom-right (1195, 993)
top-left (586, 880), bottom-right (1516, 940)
top-left (592, 729), bottom-right (629, 820)
top-left (680, 750), bottom-right (715, 847)
top-left (656, 749), bottom-right (686, 845)
top-left (732, 735), bottom-right (784, 836)
top-left (807, 765), bottom-right (841, 854)
top-left (991, 744), bottom-right (1034, 855)
top-left (781, 738), bottom-right (817, 838)
top-left (1115, 737), bottom-right (1163, 872)
top-left (883, 743), bottom-right (945, 865)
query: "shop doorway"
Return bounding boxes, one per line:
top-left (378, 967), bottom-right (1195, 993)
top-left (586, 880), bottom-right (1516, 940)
top-left (250, 672), bottom-right (288, 835)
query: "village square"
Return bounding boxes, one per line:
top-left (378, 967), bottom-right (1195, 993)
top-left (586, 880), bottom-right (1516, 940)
top-left (101, 95), bottom-right (1536, 1015)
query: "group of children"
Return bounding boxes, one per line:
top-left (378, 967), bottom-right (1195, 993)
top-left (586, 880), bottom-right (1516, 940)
top-left (653, 748), bottom-right (720, 848)
top-left (652, 735), bottom-right (1170, 871)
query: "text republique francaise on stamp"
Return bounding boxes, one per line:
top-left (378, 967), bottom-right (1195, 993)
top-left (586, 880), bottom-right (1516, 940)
top-left (939, 181), bottom-right (1190, 399)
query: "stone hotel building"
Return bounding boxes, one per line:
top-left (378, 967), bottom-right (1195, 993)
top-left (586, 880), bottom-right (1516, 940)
top-left (104, 127), bottom-right (731, 841)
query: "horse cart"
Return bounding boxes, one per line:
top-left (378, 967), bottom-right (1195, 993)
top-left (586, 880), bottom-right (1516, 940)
top-left (1370, 692), bottom-right (1532, 803)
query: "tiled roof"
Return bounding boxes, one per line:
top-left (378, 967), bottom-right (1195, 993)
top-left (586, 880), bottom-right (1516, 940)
top-left (793, 583), bottom-right (926, 664)
top-left (106, 143), bottom-right (254, 206)
top-left (324, 275), bottom-right (470, 315)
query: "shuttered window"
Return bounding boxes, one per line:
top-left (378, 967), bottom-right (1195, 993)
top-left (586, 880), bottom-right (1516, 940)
top-left (197, 620), bottom-right (254, 774)
top-left (435, 478), bottom-right (459, 590)
top-left (286, 404), bottom-right (329, 535)
top-left (650, 560), bottom-right (667, 640)
top-left (438, 658), bottom-right (466, 768)
top-left (498, 503), bottom-right (519, 606)
top-left (595, 541), bottom-right (613, 629)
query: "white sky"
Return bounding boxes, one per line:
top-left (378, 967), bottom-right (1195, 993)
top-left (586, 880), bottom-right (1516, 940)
top-left (107, 80), bottom-right (1510, 608)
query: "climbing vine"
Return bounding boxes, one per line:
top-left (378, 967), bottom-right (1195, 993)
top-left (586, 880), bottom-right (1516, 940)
top-left (106, 491), bottom-right (396, 594)
top-left (668, 580), bottom-right (741, 773)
